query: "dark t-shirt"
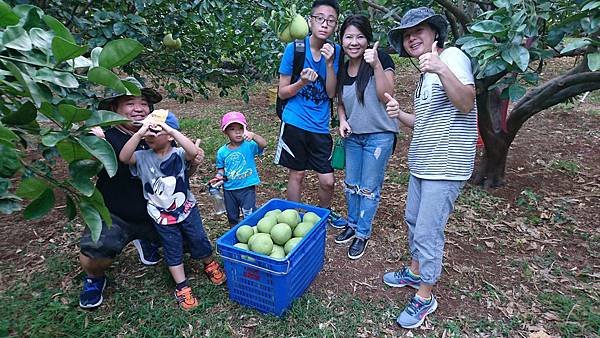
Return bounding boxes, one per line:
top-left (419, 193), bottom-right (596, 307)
top-left (96, 127), bottom-right (151, 224)
top-left (342, 50), bottom-right (395, 86)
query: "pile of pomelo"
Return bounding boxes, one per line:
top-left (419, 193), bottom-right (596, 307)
top-left (234, 209), bottom-right (321, 259)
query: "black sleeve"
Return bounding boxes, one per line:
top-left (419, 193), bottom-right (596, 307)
top-left (378, 50), bottom-right (395, 71)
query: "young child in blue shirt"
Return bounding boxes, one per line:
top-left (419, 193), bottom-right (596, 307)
top-left (119, 111), bottom-right (225, 311)
top-left (211, 111), bottom-right (267, 225)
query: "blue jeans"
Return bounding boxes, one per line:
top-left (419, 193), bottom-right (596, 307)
top-left (224, 185), bottom-right (256, 225)
top-left (153, 206), bottom-right (213, 266)
top-left (405, 175), bottom-right (465, 285)
top-left (344, 132), bottom-right (395, 239)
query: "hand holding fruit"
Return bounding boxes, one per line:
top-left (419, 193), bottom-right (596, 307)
top-left (300, 68), bottom-right (318, 83)
top-left (364, 41), bottom-right (380, 67)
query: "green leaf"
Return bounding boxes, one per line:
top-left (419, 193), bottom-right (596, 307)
top-left (508, 84), bottom-right (526, 102)
top-left (98, 38), bottom-right (143, 69)
top-left (90, 47), bottom-right (102, 67)
top-left (2, 25), bottom-right (32, 51)
top-left (0, 1), bottom-right (19, 27)
top-left (113, 22), bottom-right (127, 36)
top-left (68, 159), bottom-right (102, 196)
top-left (87, 66), bottom-right (128, 94)
top-left (85, 188), bottom-right (111, 226)
top-left (478, 59), bottom-right (508, 79)
top-left (51, 36), bottom-right (88, 64)
top-left (0, 124), bottom-right (19, 143)
top-left (122, 79), bottom-right (142, 96)
top-left (65, 194), bottom-right (76, 220)
top-left (1, 100), bottom-right (36, 125)
top-left (35, 68), bottom-right (79, 88)
top-left (587, 52), bottom-right (600, 71)
top-left (462, 38), bottom-right (494, 50)
top-left (15, 177), bottom-right (48, 199)
top-left (83, 109), bottom-right (130, 128)
top-left (29, 27), bottom-right (53, 50)
top-left (23, 188), bottom-right (54, 219)
top-left (2, 60), bottom-right (31, 97)
top-left (561, 38), bottom-right (591, 54)
top-left (58, 104), bottom-right (92, 125)
top-left (41, 131), bottom-right (69, 147)
top-left (77, 135), bottom-right (118, 177)
top-left (582, 1), bottom-right (600, 11)
top-left (42, 14), bottom-right (74, 43)
top-left (546, 29), bottom-right (565, 47)
top-left (79, 201), bottom-right (102, 242)
top-left (0, 141), bottom-right (21, 177)
top-left (509, 45), bottom-right (530, 72)
top-left (56, 139), bottom-right (92, 162)
top-left (470, 20), bottom-right (506, 34)
top-left (493, 0), bottom-right (510, 9)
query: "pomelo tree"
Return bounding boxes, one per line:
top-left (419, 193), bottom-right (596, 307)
top-left (0, 1), bottom-right (149, 240)
top-left (364, 0), bottom-right (600, 187)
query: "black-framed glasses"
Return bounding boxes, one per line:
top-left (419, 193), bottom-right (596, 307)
top-left (311, 15), bottom-right (337, 27)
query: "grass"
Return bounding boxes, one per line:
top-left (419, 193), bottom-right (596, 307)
top-left (538, 292), bottom-right (600, 337)
top-left (550, 159), bottom-right (580, 175)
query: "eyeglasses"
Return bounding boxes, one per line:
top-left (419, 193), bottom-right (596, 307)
top-left (311, 15), bottom-right (337, 27)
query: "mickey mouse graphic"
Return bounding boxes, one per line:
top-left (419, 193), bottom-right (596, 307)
top-left (144, 152), bottom-right (192, 225)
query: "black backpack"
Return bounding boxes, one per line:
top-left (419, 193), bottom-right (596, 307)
top-left (275, 39), bottom-right (336, 126)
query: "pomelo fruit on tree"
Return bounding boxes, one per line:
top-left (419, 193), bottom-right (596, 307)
top-left (302, 211), bottom-right (320, 225)
top-left (270, 223), bottom-right (292, 245)
top-left (289, 14), bottom-right (309, 40)
top-left (277, 209), bottom-right (300, 228)
top-left (257, 215), bottom-right (277, 233)
top-left (279, 25), bottom-right (293, 43)
top-left (250, 233), bottom-right (273, 255)
top-left (236, 225), bottom-right (254, 243)
top-left (293, 221), bottom-right (313, 237)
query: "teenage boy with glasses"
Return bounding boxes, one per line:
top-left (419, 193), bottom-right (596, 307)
top-left (275, 0), bottom-right (347, 228)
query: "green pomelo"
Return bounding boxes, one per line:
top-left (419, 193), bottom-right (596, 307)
top-left (279, 25), bottom-right (292, 42)
top-left (264, 209), bottom-right (282, 218)
top-left (235, 225), bottom-right (254, 243)
top-left (284, 237), bottom-right (302, 254)
top-left (277, 209), bottom-right (300, 228)
top-left (163, 33), bottom-right (178, 49)
top-left (270, 245), bottom-right (286, 259)
top-left (270, 223), bottom-right (292, 245)
top-left (252, 226), bottom-right (258, 234)
top-left (257, 215), bottom-right (278, 233)
top-left (293, 222), bottom-right (313, 237)
top-left (289, 14), bottom-right (309, 40)
top-left (250, 233), bottom-right (274, 255)
top-left (234, 243), bottom-right (249, 250)
top-left (302, 211), bottom-right (320, 225)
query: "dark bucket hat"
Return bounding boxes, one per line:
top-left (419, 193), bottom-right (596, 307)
top-left (97, 76), bottom-right (162, 111)
top-left (388, 7), bottom-right (448, 57)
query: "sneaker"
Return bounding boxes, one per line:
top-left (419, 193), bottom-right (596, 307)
top-left (132, 239), bottom-right (160, 266)
top-left (383, 267), bottom-right (421, 289)
top-left (328, 211), bottom-right (348, 229)
top-left (203, 260), bottom-right (226, 285)
top-left (334, 226), bottom-right (355, 244)
top-left (174, 286), bottom-right (199, 310)
top-left (397, 294), bottom-right (438, 329)
top-left (348, 237), bottom-right (368, 260)
top-left (79, 276), bottom-right (107, 309)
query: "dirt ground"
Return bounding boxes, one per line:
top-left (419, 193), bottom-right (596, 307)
top-left (1, 60), bottom-right (598, 336)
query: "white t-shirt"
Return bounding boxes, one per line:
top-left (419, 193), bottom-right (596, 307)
top-left (408, 47), bottom-right (478, 181)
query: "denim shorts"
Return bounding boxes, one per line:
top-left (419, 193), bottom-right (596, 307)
top-left (152, 205), bottom-right (213, 266)
top-left (224, 185), bottom-right (256, 225)
top-left (80, 213), bottom-right (160, 259)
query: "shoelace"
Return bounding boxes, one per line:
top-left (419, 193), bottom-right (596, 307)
top-left (177, 288), bottom-right (194, 304)
top-left (205, 262), bottom-right (223, 279)
top-left (84, 279), bottom-right (103, 292)
top-left (406, 297), bottom-right (428, 315)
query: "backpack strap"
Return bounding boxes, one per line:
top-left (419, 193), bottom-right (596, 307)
top-left (291, 39), bottom-right (305, 82)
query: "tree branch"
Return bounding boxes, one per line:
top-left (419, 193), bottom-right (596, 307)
top-left (445, 10), bottom-right (461, 40)
top-left (362, 0), bottom-right (402, 22)
top-left (433, 0), bottom-right (472, 27)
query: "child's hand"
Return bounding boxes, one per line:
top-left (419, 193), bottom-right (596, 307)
top-left (300, 68), bottom-right (318, 83)
top-left (208, 175), bottom-right (224, 186)
top-left (137, 120), bottom-right (153, 135)
top-left (243, 130), bottom-right (255, 141)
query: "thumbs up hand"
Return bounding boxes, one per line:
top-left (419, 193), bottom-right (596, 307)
top-left (364, 41), bottom-right (380, 67)
top-left (418, 41), bottom-right (444, 74)
top-left (384, 92), bottom-right (403, 118)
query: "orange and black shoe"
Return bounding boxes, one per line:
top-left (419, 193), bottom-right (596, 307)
top-left (204, 260), bottom-right (226, 285)
top-left (174, 286), bottom-right (199, 311)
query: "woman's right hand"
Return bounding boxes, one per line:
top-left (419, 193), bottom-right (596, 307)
top-left (339, 120), bottom-right (352, 138)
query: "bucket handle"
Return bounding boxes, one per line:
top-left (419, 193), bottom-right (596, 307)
top-left (219, 252), bottom-right (291, 276)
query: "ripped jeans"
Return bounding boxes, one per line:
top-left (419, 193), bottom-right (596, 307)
top-left (344, 132), bottom-right (395, 239)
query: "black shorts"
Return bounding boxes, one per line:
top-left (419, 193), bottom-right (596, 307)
top-left (274, 122), bottom-right (333, 174)
top-left (79, 213), bottom-right (160, 259)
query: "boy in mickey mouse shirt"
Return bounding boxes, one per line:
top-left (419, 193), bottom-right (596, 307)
top-left (119, 110), bottom-right (225, 311)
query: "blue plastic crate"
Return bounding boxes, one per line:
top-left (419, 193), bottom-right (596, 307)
top-left (216, 199), bottom-right (330, 317)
